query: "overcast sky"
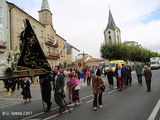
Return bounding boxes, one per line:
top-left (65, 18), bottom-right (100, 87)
top-left (7, 0), bottom-right (160, 58)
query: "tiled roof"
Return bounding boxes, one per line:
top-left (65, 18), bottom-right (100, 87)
top-left (86, 58), bottom-right (104, 63)
top-left (66, 43), bottom-right (72, 47)
top-left (66, 43), bottom-right (80, 52)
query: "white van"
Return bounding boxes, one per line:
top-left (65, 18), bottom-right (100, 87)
top-left (150, 57), bottom-right (160, 69)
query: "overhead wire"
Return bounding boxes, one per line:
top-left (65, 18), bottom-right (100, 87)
top-left (123, 9), bottom-right (160, 25)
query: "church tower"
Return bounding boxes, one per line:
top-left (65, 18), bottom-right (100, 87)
top-left (104, 9), bottom-right (121, 44)
top-left (38, 0), bottom-right (53, 26)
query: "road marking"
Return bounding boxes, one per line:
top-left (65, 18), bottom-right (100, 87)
top-left (22, 107), bottom-right (59, 120)
top-left (0, 98), bottom-right (23, 101)
top-left (80, 88), bottom-right (110, 101)
top-left (148, 99), bottom-right (160, 120)
top-left (22, 112), bottom-right (45, 120)
top-left (0, 102), bottom-right (21, 109)
top-left (81, 94), bottom-right (93, 100)
top-left (31, 83), bottom-right (40, 86)
top-left (105, 88), bottom-right (110, 92)
top-left (68, 102), bottom-right (84, 107)
top-left (0, 88), bottom-right (11, 97)
top-left (84, 88), bottom-right (114, 103)
top-left (132, 80), bottom-right (137, 84)
top-left (43, 108), bottom-right (73, 120)
top-left (0, 88), bottom-right (5, 91)
top-left (108, 89), bottom-right (117, 94)
top-left (86, 99), bottom-right (93, 104)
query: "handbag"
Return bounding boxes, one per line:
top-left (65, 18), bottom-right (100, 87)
top-left (72, 77), bottom-right (80, 90)
top-left (75, 85), bottom-right (80, 90)
top-left (100, 85), bottom-right (105, 92)
top-left (97, 77), bottom-right (105, 92)
top-left (67, 82), bottom-right (71, 86)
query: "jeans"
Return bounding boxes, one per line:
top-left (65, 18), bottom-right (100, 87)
top-left (127, 74), bottom-right (132, 85)
top-left (137, 74), bottom-right (142, 85)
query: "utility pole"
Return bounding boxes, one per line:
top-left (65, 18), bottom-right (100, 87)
top-left (78, 51), bottom-right (88, 60)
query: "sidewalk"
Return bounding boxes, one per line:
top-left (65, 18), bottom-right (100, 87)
top-left (0, 81), bottom-right (4, 90)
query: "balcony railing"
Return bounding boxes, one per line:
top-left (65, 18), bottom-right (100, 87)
top-left (47, 53), bottom-right (60, 60)
top-left (0, 45), bottom-right (7, 53)
top-left (0, 45), bottom-right (6, 49)
top-left (45, 38), bottom-right (59, 48)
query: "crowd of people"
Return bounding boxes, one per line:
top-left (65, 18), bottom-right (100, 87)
top-left (1, 63), bottom-right (152, 117)
top-left (3, 77), bottom-right (34, 93)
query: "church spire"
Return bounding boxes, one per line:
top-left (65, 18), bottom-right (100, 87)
top-left (106, 9), bottom-right (117, 30)
top-left (41, 0), bottom-right (50, 11)
top-left (39, 0), bottom-right (53, 25)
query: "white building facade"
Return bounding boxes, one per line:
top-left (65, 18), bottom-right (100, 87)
top-left (66, 43), bottom-right (80, 64)
top-left (0, 0), bottom-right (10, 76)
top-left (72, 48), bottom-right (80, 62)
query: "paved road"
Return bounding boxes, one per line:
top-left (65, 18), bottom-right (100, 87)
top-left (0, 70), bottom-right (160, 120)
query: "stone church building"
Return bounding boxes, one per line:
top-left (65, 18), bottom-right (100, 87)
top-left (104, 9), bottom-right (121, 44)
top-left (7, 0), bottom-right (67, 69)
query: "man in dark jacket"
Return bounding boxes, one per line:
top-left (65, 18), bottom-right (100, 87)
top-left (114, 64), bottom-right (119, 89)
top-left (122, 64), bottom-right (128, 88)
top-left (40, 74), bottom-right (52, 112)
top-left (143, 65), bottom-right (152, 92)
top-left (115, 65), bottom-right (124, 91)
top-left (135, 63), bottom-right (143, 85)
top-left (96, 66), bottom-right (101, 77)
top-left (53, 66), bottom-right (65, 117)
top-left (126, 64), bottom-right (132, 86)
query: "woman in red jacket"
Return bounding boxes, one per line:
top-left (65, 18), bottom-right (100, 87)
top-left (86, 70), bottom-right (91, 85)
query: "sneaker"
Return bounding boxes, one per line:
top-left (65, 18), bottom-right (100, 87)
top-left (100, 105), bottom-right (103, 108)
top-left (77, 102), bottom-right (81, 106)
top-left (56, 113), bottom-right (62, 117)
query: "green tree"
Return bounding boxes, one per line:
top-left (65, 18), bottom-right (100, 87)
top-left (63, 62), bottom-right (67, 68)
top-left (59, 63), bottom-right (63, 68)
top-left (100, 43), bottom-right (160, 63)
top-left (68, 64), bottom-right (71, 67)
top-left (71, 62), bottom-right (75, 67)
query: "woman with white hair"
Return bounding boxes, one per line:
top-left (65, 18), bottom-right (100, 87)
top-left (143, 65), bottom-right (152, 92)
top-left (21, 77), bottom-right (32, 104)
